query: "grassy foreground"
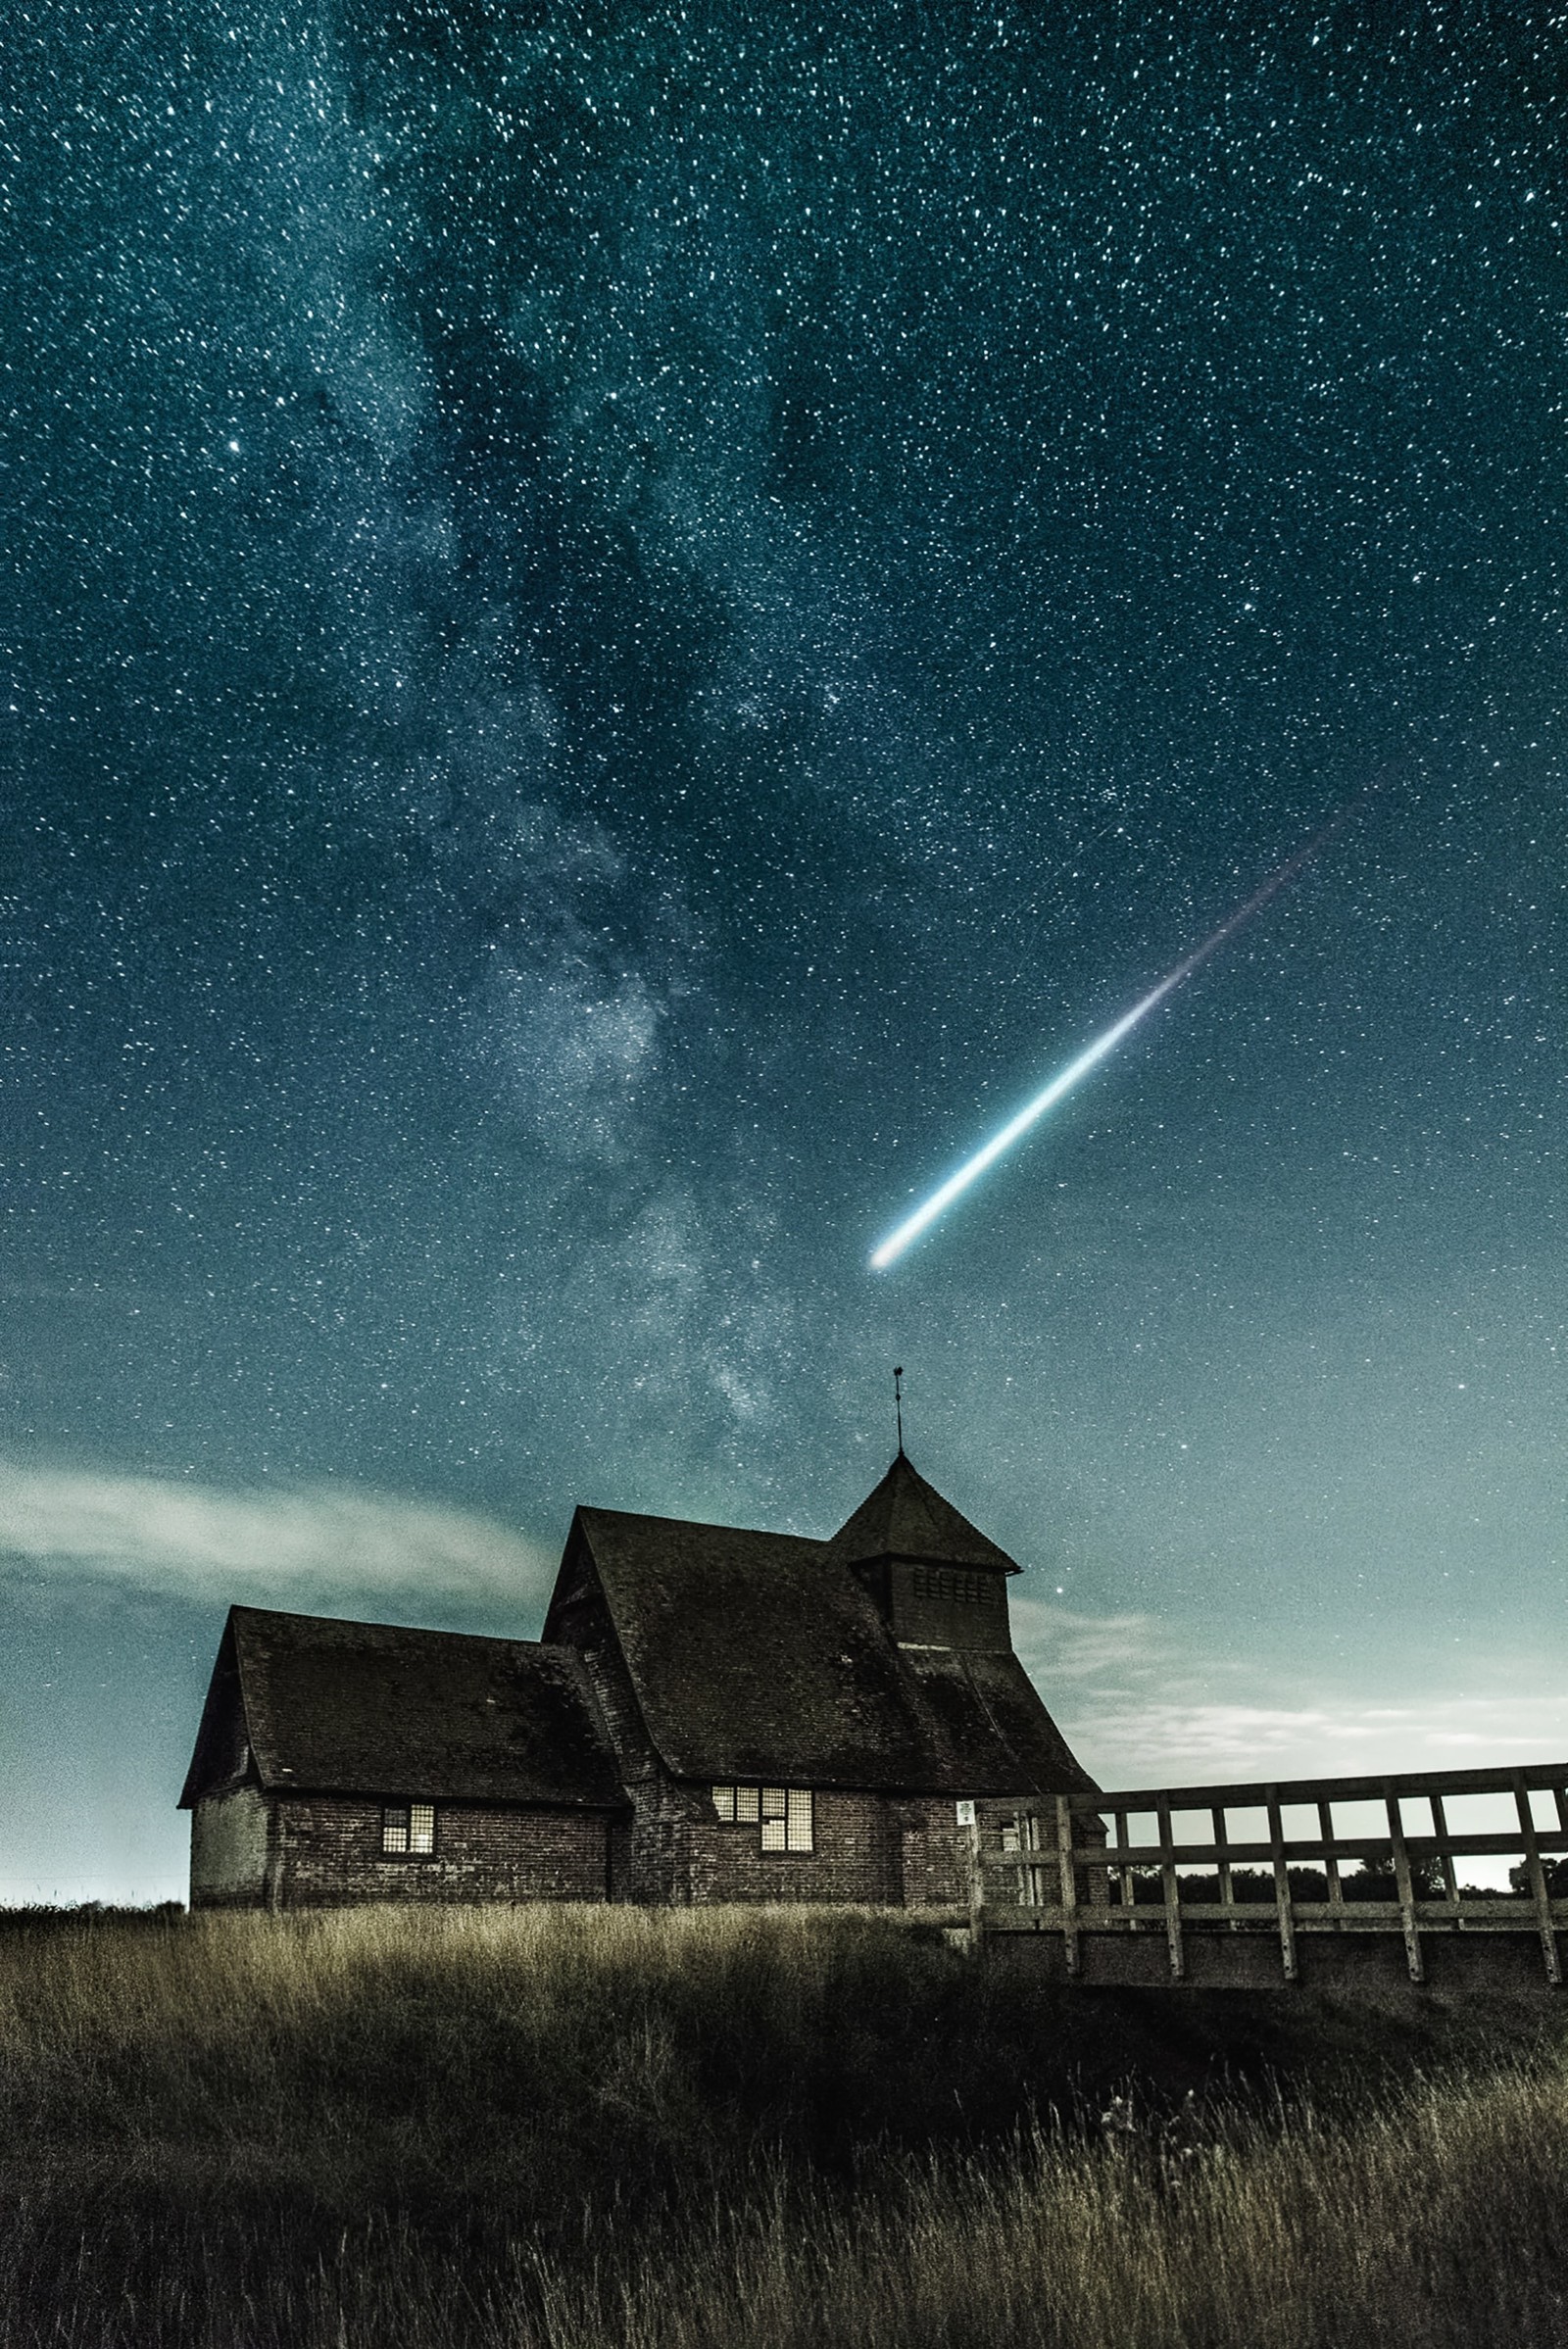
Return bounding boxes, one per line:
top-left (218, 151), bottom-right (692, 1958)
top-left (1, 1904), bottom-right (1565, 2347)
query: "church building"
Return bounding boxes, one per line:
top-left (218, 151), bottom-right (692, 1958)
top-left (179, 1452), bottom-right (1096, 1909)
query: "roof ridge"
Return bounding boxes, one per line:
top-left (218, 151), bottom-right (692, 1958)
top-left (575, 1502), bottom-right (830, 1547)
top-left (228, 1604), bottom-right (553, 1650)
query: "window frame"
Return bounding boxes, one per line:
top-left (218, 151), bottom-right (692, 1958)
top-left (710, 1783), bottom-right (813, 1853)
top-left (381, 1801), bottom-right (437, 1858)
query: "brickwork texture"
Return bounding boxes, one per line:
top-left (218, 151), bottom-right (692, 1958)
top-left (194, 1796), bottom-right (616, 1908)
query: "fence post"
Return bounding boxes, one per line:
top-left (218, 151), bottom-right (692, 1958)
top-left (1022, 1808), bottom-right (1048, 1910)
top-left (1385, 1785), bottom-right (1424, 1984)
top-left (1214, 1805), bottom-right (1237, 1932)
top-left (1511, 1772), bottom-right (1560, 1987)
top-left (1114, 1809), bottom-right (1134, 1921)
top-left (1319, 1797), bottom-right (1346, 1931)
top-left (1155, 1793), bottom-right (1184, 1981)
top-left (1266, 1787), bottom-right (1298, 1983)
top-left (1055, 1795), bottom-right (1081, 1979)
top-left (1428, 1790), bottom-right (1460, 1919)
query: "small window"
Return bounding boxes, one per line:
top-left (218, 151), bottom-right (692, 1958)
top-left (382, 1802), bottom-right (436, 1857)
top-left (711, 1784), bottom-right (812, 1853)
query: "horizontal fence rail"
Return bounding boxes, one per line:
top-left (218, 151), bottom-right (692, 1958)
top-left (968, 1761), bottom-right (1568, 1985)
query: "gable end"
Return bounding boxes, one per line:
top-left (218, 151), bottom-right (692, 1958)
top-left (179, 1614), bottom-right (253, 1808)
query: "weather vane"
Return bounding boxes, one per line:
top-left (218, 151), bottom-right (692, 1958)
top-left (894, 1365), bottom-right (905, 1455)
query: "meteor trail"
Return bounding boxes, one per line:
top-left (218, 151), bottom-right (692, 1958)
top-left (868, 792), bottom-right (1375, 1270)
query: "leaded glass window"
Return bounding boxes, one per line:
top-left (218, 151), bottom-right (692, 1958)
top-left (710, 1785), bottom-right (813, 1853)
top-left (382, 1802), bottom-right (436, 1856)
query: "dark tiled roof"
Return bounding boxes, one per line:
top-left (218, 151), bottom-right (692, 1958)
top-left (824, 1453), bottom-right (1021, 1574)
top-left (901, 1648), bottom-right (1097, 1794)
top-left (181, 1607), bottom-right (626, 1808)
top-left (570, 1500), bottom-right (1092, 1796)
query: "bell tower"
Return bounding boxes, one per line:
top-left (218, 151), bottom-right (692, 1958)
top-left (824, 1453), bottom-right (1020, 1653)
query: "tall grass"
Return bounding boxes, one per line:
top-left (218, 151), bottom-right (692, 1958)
top-left (1, 1906), bottom-right (1563, 2347)
top-left (531, 2069), bottom-right (1568, 2349)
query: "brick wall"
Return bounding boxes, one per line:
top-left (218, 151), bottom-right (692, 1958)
top-left (683, 1786), bottom-right (896, 1904)
top-left (193, 1784), bottom-right (1023, 1912)
top-left (270, 1796), bottom-right (617, 1907)
top-left (190, 1786), bottom-right (271, 1907)
top-left (894, 1796), bottom-right (968, 1906)
top-left (648, 1784), bottom-right (971, 1907)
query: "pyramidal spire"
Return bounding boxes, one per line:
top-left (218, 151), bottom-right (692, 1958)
top-left (825, 1453), bottom-right (1020, 1575)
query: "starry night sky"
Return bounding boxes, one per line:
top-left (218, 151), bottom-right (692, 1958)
top-left (5, 2), bottom-right (1568, 1899)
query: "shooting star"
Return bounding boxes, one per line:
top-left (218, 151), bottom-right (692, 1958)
top-left (869, 790), bottom-right (1378, 1270)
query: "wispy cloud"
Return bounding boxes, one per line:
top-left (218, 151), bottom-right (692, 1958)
top-left (0, 1461), bottom-right (555, 1614)
top-left (1010, 1594), bottom-right (1173, 1688)
top-left (1010, 1592), bottom-right (1568, 1788)
top-left (1054, 1695), bottom-right (1568, 1784)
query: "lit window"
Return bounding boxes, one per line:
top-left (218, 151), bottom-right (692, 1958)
top-left (710, 1785), bottom-right (813, 1853)
top-left (382, 1802), bottom-right (436, 1856)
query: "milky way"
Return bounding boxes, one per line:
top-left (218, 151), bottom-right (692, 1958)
top-left (4, 4), bottom-right (1568, 1893)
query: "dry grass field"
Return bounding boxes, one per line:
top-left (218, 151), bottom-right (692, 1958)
top-left (1, 1904), bottom-right (1565, 2348)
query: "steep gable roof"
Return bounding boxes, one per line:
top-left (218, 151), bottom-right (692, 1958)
top-left (824, 1452), bottom-right (1020, 1574)
top-left (179, 1606), bottom-right (626, 1809)
top-left (901, 1646), bottom-right (1093, 1795)
top-left (561, 1497), bottom-right (1093, 1796)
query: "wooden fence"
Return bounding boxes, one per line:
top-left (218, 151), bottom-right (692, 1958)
top-left (969, 1760), bottom-right (1568, 1986)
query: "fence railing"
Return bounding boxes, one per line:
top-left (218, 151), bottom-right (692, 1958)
top-left (969, 1761), bottom-right (1568, 1984)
